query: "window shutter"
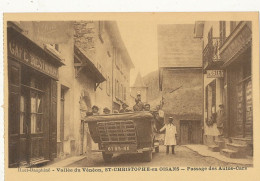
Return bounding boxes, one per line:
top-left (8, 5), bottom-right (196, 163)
top-left (8, 60), bottom-right (21, 167)
top-left (50, 79), bottom-right (57, 159)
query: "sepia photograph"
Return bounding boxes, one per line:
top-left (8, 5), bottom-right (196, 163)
top-left (3, 12), bottom-right (260, 181)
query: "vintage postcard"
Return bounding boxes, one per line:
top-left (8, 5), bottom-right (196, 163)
top-left (3, 12), bottom-right (260, 181)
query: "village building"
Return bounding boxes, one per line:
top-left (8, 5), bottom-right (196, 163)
top-left (194, 21), bottom-right (253, 158)
top-left (7, 21), bottom-right (134, 167)
top-left (158, 24), bottom-right (203, 145)
top-left (7, 22), bottom-right (66, 167)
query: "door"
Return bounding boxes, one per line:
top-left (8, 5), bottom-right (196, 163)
top-left (8, 59), bottom-right (21, 167)
top-left (190, 121), bottom-right (202, 144)
top-left (180, 120), bottom-right (202, 144)
top-left (180, 122), bottom-right (189, 144)
top-left (244, 79), bottom-right (252, 138)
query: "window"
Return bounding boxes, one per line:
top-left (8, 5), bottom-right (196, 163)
top-left (219, 21), bottom-right (226, 46)
top-left (20, 73), bottom-right (45, 134)
top-left (20, 95), bottom-right (27, 134)
top-left (206, 80), bottom-right (216, 123)
top-left (30, 90), bottom-right (43, 134)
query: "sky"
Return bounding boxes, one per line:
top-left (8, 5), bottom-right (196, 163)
top-left (117, 21), bottom-right (158, 86)
top-left (117, 20), bottom-right (196, 86)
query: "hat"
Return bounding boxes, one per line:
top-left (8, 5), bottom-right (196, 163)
top-left (103, 107), bottom-right (110, 111)
top-left (168, 117), bottom-right (173, 120)
top-left (122, 103), bottom-right (128, 107)
top-left (125, 108), bottom-right (132, 112)
top-left (92, 105), bottom-right (99, 110)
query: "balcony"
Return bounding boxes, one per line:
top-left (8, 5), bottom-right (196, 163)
top-left (219, 21), bottom-right (252, 66)
top-left (203, 38), bottom-right (224, 71)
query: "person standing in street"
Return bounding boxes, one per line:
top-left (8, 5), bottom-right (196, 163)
top-left (216, 104), bottom-right (225, 136)
top-left (160, 117), bottom-right (177, 154)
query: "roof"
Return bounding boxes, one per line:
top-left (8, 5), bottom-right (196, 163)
top-left (83, 112), bottom-right (153, 122)
top-left (132, 72), bottom-right (147, 87)
top-left (158, 24), bottom-right (202, 68)
top-left (105, 21), bottom-right (135, 69)
top-left (74, 45), bottom-right (106, 83)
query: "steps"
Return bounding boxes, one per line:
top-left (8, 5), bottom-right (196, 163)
top-left (226, 143), bottom-right (247, 152)
top-left (208, 145), bottom-right (220, 152)
top-left (207, 136), bottom-right (252, 159)
top-left (214, 140), bottom-right (225, 149)
top-left (220, 149), bottom-right (238, 158)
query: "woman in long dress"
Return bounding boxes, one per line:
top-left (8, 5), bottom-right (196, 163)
top-left (160, 117), bottom-right (177, 154)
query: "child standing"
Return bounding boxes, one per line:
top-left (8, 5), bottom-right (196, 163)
top-left (160, 117), bottom-right (177, 154)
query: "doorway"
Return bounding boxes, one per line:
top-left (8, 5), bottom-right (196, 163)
top-left (180, 120), bottom-right (202, 144)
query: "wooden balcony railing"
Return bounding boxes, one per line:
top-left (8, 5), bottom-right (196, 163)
top-left (203, 38), bottom-right (223, 70)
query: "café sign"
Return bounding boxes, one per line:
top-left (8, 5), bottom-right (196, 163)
top-left (207, 70), bottom-right (224, 78)
top-left (8, 39), bottom-right (58, 79)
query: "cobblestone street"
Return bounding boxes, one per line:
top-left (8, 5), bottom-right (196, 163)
top-left (68, 146), bottom-right (250, 167)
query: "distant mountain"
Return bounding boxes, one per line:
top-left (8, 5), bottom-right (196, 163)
top-left (142, 70), bottom-right (162, 108)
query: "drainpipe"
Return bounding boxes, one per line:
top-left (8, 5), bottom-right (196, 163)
top-left (111, 48), bottom-right (115, 111)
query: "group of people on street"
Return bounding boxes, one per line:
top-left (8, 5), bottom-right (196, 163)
top-left (86, 92), bottom-right (178, 155)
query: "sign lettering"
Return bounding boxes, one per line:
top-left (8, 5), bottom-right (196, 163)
top-left (8, 39), bottom-right (58, 79)
top-left (207, 70), bottom-right (224, 78)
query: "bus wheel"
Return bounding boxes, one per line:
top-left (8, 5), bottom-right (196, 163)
top-left (102, 152), bottom-right (113, 163)
top-left (143, 150), bottom-right (152, 162)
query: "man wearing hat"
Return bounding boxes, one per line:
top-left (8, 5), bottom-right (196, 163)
top-left (160, 117), bottom-right (177, 154)
top-left (91, 105), bottom-right (100, 115)
top-left (103, 107), bottom-right (111, 114)
top-left (133, 92), bottom-right (145, 111)
top-left (119, 103), bottom-right (128, 113)
top-left (144, 103), bottom-right (151, 111)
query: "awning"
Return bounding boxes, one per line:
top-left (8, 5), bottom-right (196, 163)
top-left (74, 45), bottom-right (106, 84)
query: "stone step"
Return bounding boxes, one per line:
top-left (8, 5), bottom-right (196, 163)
top-left (215, 135), bottom-right (225, 142)
top-left (208, 145), bottom-right (220, 152)
top-left (220, 149), bottom-right (238, 158)
top-left (214, 140), bottom-right (225, 149)
top-left (231, 137), bottom-right (252, 145)
top-left (220, 148), bottom-right (246, 158)
top-left (226, 143), bottom-right (247, 152)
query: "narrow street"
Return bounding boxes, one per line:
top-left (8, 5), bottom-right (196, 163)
top-left (68, 146), bottom-right (247, 167)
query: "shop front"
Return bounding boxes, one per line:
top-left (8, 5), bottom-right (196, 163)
top-left (8, 23), bottom-right (63, 167)
top-left (220, 21), bottom-right (252, 139)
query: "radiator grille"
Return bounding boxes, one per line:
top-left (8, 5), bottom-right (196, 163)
top-left (97, 120), bottom-right (137, 143)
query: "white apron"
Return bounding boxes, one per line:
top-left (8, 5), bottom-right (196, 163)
top-left (160, 124), bottom-right (177, 146)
